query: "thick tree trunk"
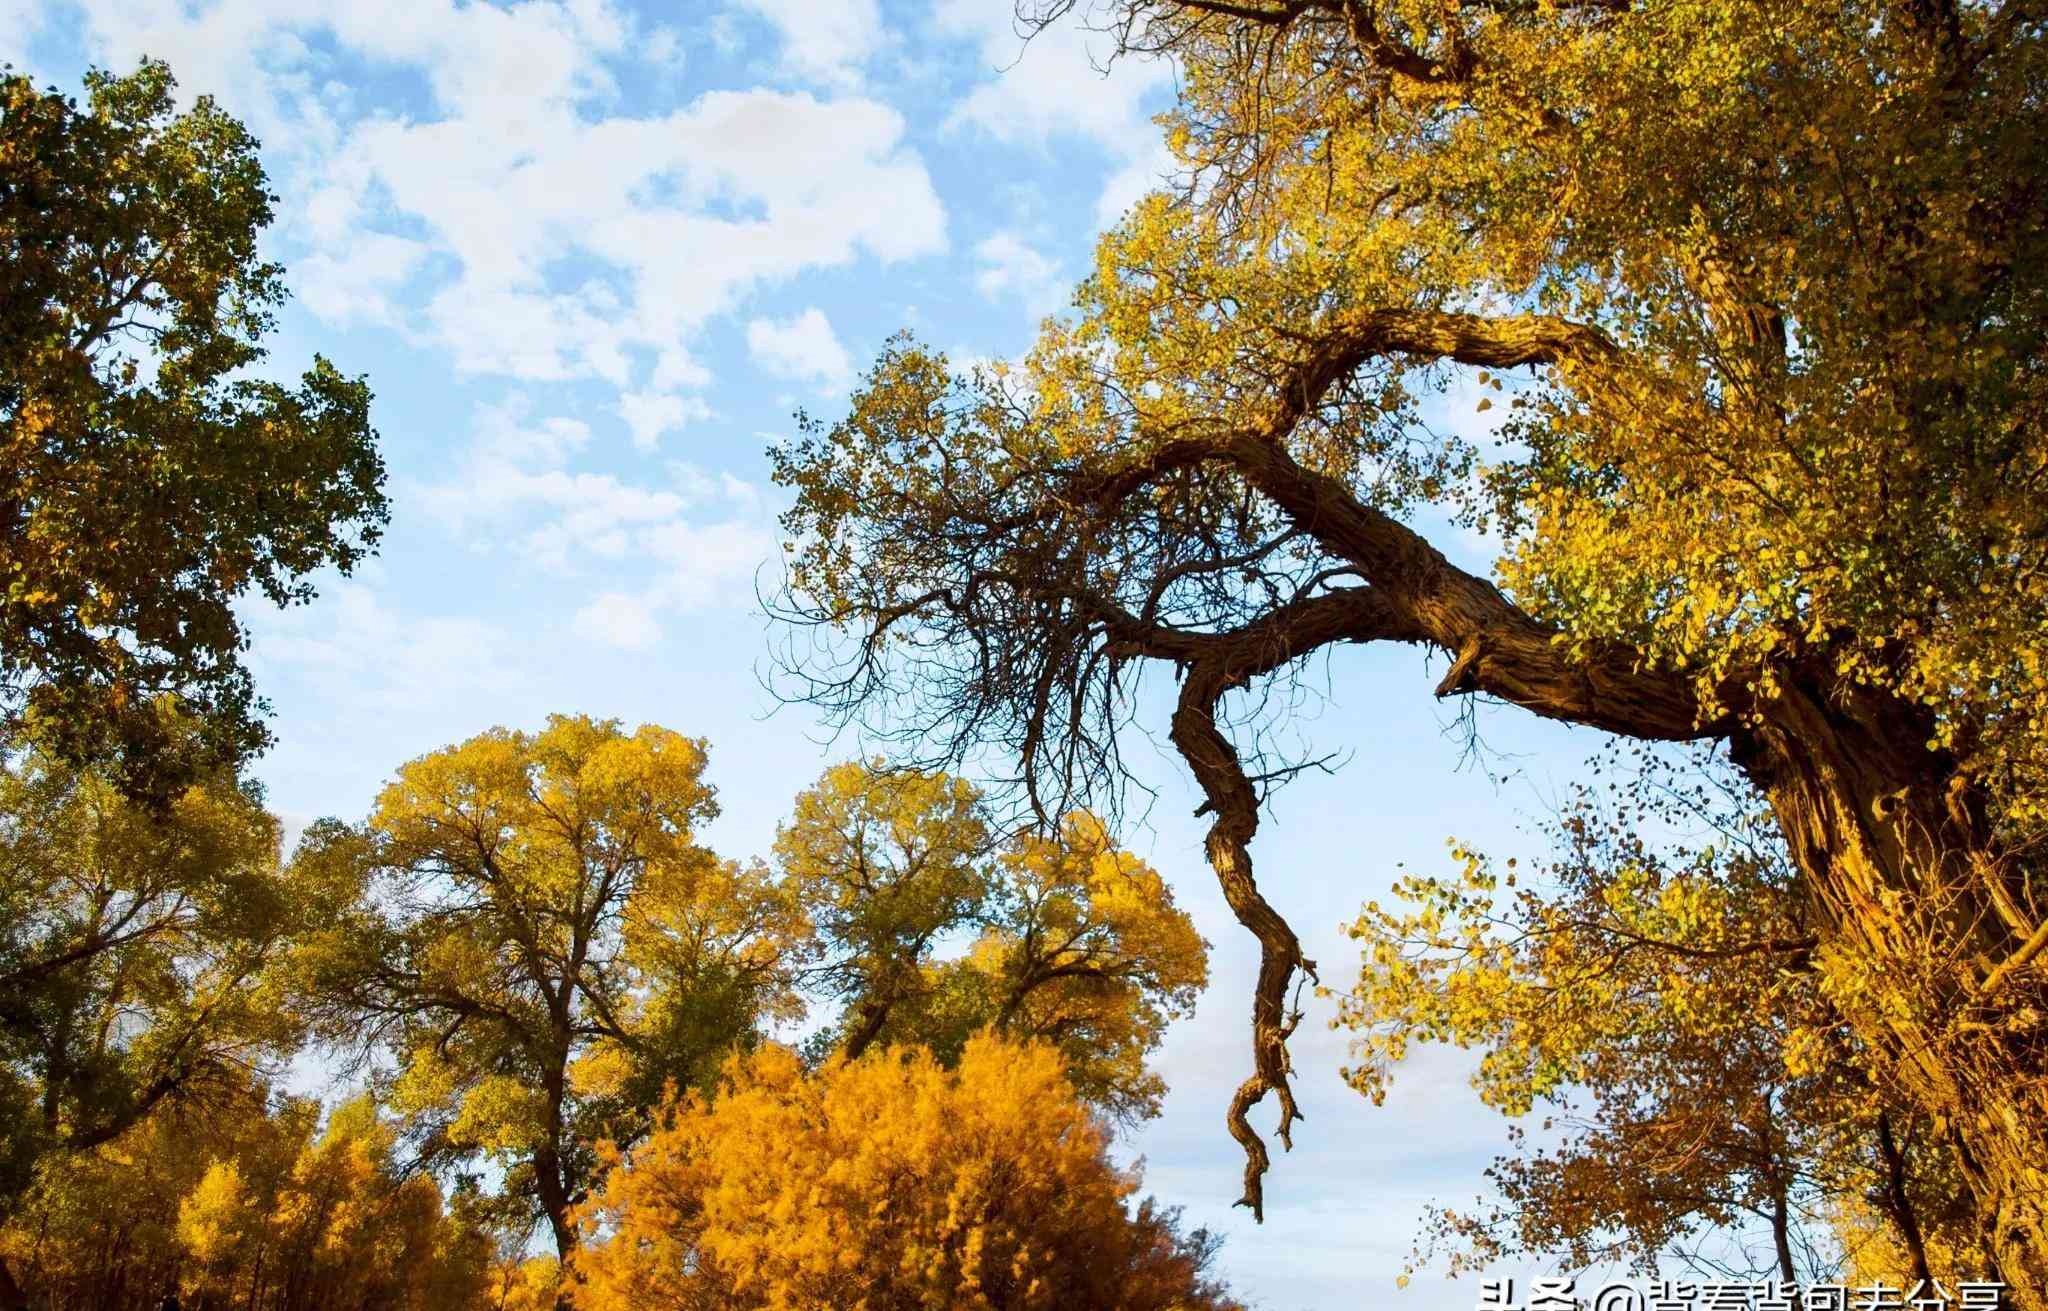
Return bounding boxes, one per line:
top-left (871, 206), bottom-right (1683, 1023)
top-left (534, 1140), bottom-right (576, 1261)
top-left (841, 997), bottom-right (894, 1061)
top-left (1734, 667), bottom-right (2048, 1306)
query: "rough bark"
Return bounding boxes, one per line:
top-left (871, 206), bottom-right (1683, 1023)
top-left (1171, 662), bottom-right (1309, 1222)
top-left (992, 0), bottom-right (2048, 1290)
top-left (841, 997), bottom-right (894, 1061)
top-left (1089, 578), bottom-right (1427, 1217)
top-left (1732, 668), bottom-right (2048, 1303)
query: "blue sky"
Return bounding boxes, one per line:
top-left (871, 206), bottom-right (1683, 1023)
top-left (4, 3), bottom-right (1674, 1306)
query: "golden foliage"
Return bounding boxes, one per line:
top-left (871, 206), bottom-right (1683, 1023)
top-left (1335, 748), bottom-right (1985, 1282)
top-left (0, 1070), bottom-right (495, 1311)
top-left (0, 736), bottom-right (353, 1207)
top-left (568, 1035), bottom-right (1240, 1311)
top-left (770, 0), bottom-right (2048, 1274)
top-left (779, 763), bottom-right (1207, 1122)
top-left (304, 714), bottom-right (810, 1256)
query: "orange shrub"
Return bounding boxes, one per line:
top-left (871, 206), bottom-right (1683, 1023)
top-left (568, 1034), bottom-right (1239, 1311)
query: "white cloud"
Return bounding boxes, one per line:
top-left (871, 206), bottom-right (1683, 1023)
top-left (1095, 137), bottom-right (1179, 226)
top-left (280, 230), bottom-right (430, 327)
top-left (244, 576), bottom-right (526, 711)
top-left (933, 0), bottom-right (1171, 150)
top-left (618, 389), bottom-right (714, 452)
top-left (336, 88), bottom-right (944, 388)
top-left (972, 232), bottom-right (1064, 313)
top-left (735, 0), bottom-right (885, 88)
top-left (746, 307), bottom-right (852, 386)
top-left (0, 2), bottom-right (45, 61)
top-left (641, 24), bottom-right (688, 75)
top-left (416, 397), bottom-right (698, 570)
top-left (475, 400), bottom-right (594, 468)
top-left (406, 392), bottom-right (777, 640)
top-left (59, 0), bottom-right (945, 412)
top-left (575, 591), bottom-right (663, 650)
top-left (562, 517), bottom-right (777, 650)
top-left (642, 518), bottom-right (777, 609)
top-left (932, 0), bottom-right (1177, 225)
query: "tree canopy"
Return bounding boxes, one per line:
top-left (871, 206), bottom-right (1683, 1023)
top-left (0, 60), bottom-right (386, 800)
top-left (566, 1034), bottom-right (1242, 1311)
top-left (0, 721), bottom-right (1226, 1309)
top-left (779, 761), bottom-right (1208, 1122)
top-left (302, 715), bottom-right (809, 1258)
top-left (8, 13), bottom-right (2048, 1306)
top-left (0, 736), bottom-right (347, 1209)
top-left (1, 1072), bottom-right (499, 1311)
top-left (1338, 747), bottom-right (1984, 1287)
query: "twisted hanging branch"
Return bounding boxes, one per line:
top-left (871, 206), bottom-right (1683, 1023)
top-left (1133, 585), bottom-right (1427, 1217)
top-left (1172, 665), bottom-right (1307, 1220)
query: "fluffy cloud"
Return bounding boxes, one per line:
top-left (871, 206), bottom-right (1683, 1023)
top-left (735, 0), bottom-right (886, 88)
top-left (575, 590), bottom-right (663, 651)
top-left (416, 397), bottom-right (694, 568)
top-left (568, 517), bottom-right (778, 650)
top-left (243, 574), bottom-right (527, 712)
top-left (746, 307), bottom-right (852, 386)
top-left (534, 522), bottom-right (775, 638)
top-left (55, 0), bottom-right (945, 407)
top-left (931, 0), bottom-right (1179, 228)
top-left (972, 232), bottom-right (1064, 313)
top-left (290, 232), bottom-right (432, 328)
top-left (618, 389), bottom-right (715, 453)
top-left (411, 395), bottom-right (776, 644)
top-left (933, 0), bottom-right (1172, 151)
top-left (1095, 137), bottom-right (1181, 226)
top-left (336, 86), bottom-right (942, 388)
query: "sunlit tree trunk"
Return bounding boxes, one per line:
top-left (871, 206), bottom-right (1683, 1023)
top-left (1737, 671), bottom-right (2048, 1304)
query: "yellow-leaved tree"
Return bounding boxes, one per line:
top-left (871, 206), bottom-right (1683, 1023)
top-left (779, 762), bottom-right (1208, 1122)
top-left (0, 733), bottom-right (355, 1308)
top-left (566, 1034), bottom-right (1242, 1311)
top-left (770, 0), bottom-right (2048, 1295)
top-left (0, 1067), bottom-right (497, 1311)
top-left (1338, 748), bottom-right (1985, 1286)
top-left (303, 715), bottom-right (810, 1258)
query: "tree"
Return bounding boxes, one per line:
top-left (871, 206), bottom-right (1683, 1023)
top-left (1337, 748), bottom-right (1985, 1287)
top-left (778, 763), bottom-right (1208, 1122)
top-left (0, 1067), bottom-right (498, 1311)
top-left (0, 60), bottom-right (387, 800)
top-left (0, 736), bottom-right (337, 1214)
top-left (914, 811), bottom-right (1209, 1122)
top-left (566, 1034), bottom-right (1242, 1311)
top-left (776, 762), bottom-right (990, 1061)
top-left (0, 736), bottom-right (340, 1309)
top-left (308, 716), bottom-right (809, 1259)
top-left (769, 0), bottom-right (2048, 1294)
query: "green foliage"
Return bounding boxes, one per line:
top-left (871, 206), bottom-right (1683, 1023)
top-left (0, 60), bottom-right (386, 800)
